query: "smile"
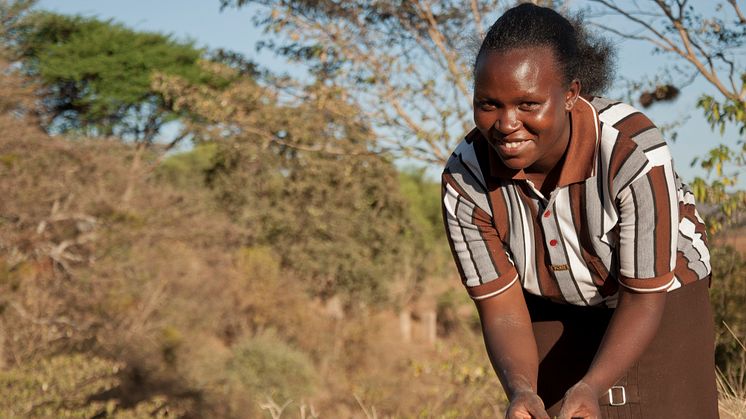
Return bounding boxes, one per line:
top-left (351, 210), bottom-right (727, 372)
top-left (493, 139), bottom-right (532, 155)
top-left (502, 140), bottom-right (530, 149)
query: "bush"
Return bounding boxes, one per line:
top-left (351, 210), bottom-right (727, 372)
top-left (228, 332), bottom-right (316, 404)
top-left (709, 244), bottom-right (746, 392)
top-left (0, 354), bottom-right (189, 418)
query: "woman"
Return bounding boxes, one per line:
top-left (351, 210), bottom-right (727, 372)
top-left (441, 4), bottom-right (718, 419)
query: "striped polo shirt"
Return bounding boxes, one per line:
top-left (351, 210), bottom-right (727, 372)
top-left (442, 96), bottom-right (711, 307)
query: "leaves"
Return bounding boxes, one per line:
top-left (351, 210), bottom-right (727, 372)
top-left (14, 12), bottom-right (223, 143)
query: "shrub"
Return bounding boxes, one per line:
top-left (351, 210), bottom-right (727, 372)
top-left (227, 332), bottom-right (316, 404)
top-left (709, 244), bottom-right (746, 392)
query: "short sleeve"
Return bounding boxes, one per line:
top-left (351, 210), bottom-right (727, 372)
top-left (442, 173), bottom-right (518, 300)
top-left (616, 158), bottom-right (678, 293)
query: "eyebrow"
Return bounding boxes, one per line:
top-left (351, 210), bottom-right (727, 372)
top-left (473, 93), bottom-right (545, 103)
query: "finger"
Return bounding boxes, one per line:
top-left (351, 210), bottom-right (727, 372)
top-left (525, 404), bottom-right (550, 419)
top-left (506, 405), bottom-right (539, 419)
top-left (504, 409), bottom-right (532, 419)
top-left (557, 401), bottom-right (580, 419)
top-left (558, 406), bottom-right (594, 419)
top-left (504, 405), bottom-right (528, 419)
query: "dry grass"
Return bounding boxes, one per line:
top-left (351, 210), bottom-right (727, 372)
top-left (0, 105), bottom-right (508, 416)
top-left (0, 60), bottom-right (742, 417)
top-left (714, 227), bottom-right (746, 255)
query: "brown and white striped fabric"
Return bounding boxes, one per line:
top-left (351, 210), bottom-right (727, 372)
top-left (442, 96), bottom-right (711, 307)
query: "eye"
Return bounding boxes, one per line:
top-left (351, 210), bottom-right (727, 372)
top-left (519, 102), bottom-right (541, 111)
top-left (476, 100), bottom-right (496, 111)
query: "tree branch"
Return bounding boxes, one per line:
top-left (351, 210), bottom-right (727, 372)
top-left (414, 0), bottom-right (471, 101)
top-left (243, 125), bottom-right (379, 157)
top-left (727, 0), bottom-right (746, 24)
top-left (470, 0), bottom-right (485, 40)
top-left (653, 0), bottom-right (739, 101)
top-left (590, 0), bottom-right (740, 102)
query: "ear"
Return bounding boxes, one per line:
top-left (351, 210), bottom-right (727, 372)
top-left (565, 79), bottom-right (581, 111)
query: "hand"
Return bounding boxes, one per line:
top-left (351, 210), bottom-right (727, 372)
top-left (557, 381), bottom-right (601, 419)
top-left (505, 389), bottom-right (550, 419)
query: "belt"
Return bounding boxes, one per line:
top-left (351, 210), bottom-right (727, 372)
top-left (598, 375), bottom-right (640, 406)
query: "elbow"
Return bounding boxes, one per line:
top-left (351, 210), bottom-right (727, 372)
top-left (617, 286), bottom-right (667, 323)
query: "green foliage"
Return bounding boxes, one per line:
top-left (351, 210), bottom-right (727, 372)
top-left (0, 0), bottom-right (35, 50)
top-left (691, 94), bottom-right (746, 233)
top-left (698, 95), bottom-right (746, 136)
top-left (15, 12), bottom-right (225, 141)
top-left (209, 135), bottom-right (410, 303)
top-left (0, 354), bottom-right (186, 418)
top-left (397, 168), bottom-right (452, 282)
top-left (154, 64), bottom-right (421, 304)
top-left (156, 142), bottom-right (218, 190)
top-left (228, 332), bottom-right (316, 403)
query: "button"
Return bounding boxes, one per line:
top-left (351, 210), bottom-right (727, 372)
top-left (544, 210), bottom-right (551, 218)
top-left (549, 239), bottom-right (558, 247)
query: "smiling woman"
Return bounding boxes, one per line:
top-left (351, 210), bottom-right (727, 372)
top-left (442, 3), bottom-right (718, 419)
top-left (472, 46), bottom-right (578, 196)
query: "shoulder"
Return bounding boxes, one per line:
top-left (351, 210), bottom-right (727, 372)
top-left (588, 97), bottom-right (658, 137)
top-left (588, 97), bottom-right (673, 193)
top-left (587, 97), bottom-right (663, 147)
top-left (444, 129), bottom-right (483, 171)
top-left (442, 130), bottom-right (493, 216)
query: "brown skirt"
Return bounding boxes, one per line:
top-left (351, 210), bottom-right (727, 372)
top-left (525, 279), bottom-right (719, 418)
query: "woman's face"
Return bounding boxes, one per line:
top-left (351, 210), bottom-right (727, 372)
top-left (473, 46), bottom-right (580, 174)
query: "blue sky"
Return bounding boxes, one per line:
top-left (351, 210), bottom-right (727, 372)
top-left (35, 0), bottom-right (743, 186)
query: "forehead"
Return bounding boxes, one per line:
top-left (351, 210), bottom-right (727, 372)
top-left (474, 46), bottom-right (564, 95)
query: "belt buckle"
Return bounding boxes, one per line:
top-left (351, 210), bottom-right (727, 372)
top-left (608, 385), bottom-right (626, 406)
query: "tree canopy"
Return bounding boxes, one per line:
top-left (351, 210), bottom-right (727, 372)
top-left (15, 11), bottom-right (226, 143)
top-left (221, 0), bottom-right (498, 164)
top-left (585, 0), bottom-right (746, 231)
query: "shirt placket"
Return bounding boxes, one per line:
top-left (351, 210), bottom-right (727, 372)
top-left (526, 182), bottom-right (583, 304)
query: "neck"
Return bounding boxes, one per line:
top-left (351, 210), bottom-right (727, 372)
top-left (525, 112), bottom-right (572, 194)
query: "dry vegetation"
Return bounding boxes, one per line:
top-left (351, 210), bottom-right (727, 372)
top-left (0, 5), bottom-right (744, 415)
top-left (0, 70), bottom-right (744, 417)
top-left (0, 64), bottom-right (508, 416)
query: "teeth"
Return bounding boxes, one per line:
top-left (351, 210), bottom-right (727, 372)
top-left (504, 141), bottom-right (528, 149)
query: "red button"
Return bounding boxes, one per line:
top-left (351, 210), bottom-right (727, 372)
top-left (544, 210), bottom-right (551, 218)
top-left (549, 239), bottom-right (558, 247)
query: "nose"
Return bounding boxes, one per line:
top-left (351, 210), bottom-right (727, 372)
top-left (494, 108), bottom-right (521, 134)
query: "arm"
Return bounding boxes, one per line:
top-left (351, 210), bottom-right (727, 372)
top-left (558, 288), bottom-right (666, 419)
top-left (441, 170), bottom-right (547, 417)
top-left (476, 282), bottom-right (549, 419)
top-left (582, 288), bottom-right (666, 392)
top-left (561, 150), bottom-right (677, 418)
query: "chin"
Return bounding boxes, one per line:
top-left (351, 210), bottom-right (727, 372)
top-left (498, 155), bottom-right (533, 171)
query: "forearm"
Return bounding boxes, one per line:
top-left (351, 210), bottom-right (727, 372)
top-left (581, 288), bottom-right (666, 395)
top-left (476, 282), bottom-right (540, 399)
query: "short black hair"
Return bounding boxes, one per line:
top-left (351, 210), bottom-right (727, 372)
top-left (475, 3), bottom-right (615, 95)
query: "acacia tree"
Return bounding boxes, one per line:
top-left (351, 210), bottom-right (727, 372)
top-left (220, 0), bottom-right (558, 165)
top-left (586, 0), bottom-right (746, 232)
top-left (14, 11), bottom-right (226, 145)
top-left (0, 1), bottom-right (37, 120)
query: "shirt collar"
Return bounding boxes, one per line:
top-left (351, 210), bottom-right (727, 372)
top-left (477, 96), bottom-right (600, 186)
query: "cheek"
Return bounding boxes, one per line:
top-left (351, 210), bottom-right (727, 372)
top-left (527, 108), bottom-right (559, 134)
top-left (473, 110), bottom-right (493, 130)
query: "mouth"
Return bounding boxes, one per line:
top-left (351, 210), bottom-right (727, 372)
top-left (501, 140), bottom-right (530, 149)
top-left (492, 139), bottom-right (532, 155)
